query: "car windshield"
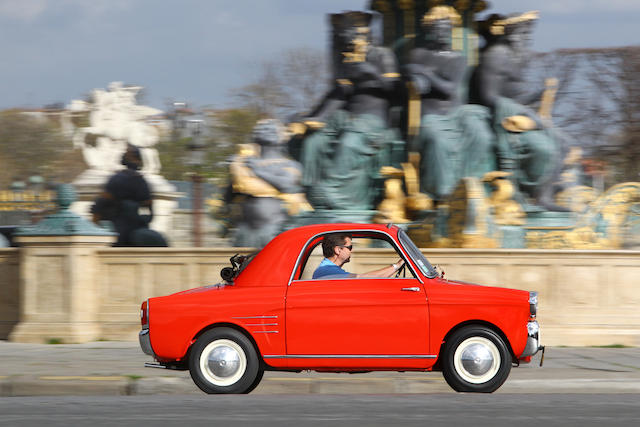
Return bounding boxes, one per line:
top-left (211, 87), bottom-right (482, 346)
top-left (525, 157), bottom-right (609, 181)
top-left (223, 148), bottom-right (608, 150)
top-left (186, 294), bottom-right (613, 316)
top-left (398, 229), bottom-right (438, 279)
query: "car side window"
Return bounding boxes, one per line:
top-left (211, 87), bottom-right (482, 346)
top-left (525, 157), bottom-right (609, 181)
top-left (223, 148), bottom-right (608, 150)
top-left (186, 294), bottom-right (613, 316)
top-left (298, 234), bottom-right (416, 280)
top-left (299, 244), bottom-right (325, 280)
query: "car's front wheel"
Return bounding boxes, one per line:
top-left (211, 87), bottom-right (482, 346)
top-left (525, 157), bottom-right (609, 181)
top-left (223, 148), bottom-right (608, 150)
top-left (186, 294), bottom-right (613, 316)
top-left (188, 327), bottom-right (263, 394)
top-left (441, 326), bottom-right (512, 393)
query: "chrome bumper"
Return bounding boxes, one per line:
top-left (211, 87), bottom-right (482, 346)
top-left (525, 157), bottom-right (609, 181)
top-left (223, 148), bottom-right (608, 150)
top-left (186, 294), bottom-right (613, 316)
top-left (139, 328), bottom-right (154, 356)
top-left (521, 320), bottom-right (542, 358)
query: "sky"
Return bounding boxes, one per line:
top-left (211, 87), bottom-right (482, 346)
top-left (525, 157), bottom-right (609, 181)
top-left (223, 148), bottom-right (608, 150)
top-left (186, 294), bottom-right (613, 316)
top-left (1, 0), bottom-right (639, 111)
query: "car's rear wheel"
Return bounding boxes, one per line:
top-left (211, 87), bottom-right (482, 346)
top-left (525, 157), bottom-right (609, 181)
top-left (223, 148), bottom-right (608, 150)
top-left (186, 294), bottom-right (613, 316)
top-left (441, 326), bottom-right (511, 393)
top-left (188, 327), bottom-right (263, 394)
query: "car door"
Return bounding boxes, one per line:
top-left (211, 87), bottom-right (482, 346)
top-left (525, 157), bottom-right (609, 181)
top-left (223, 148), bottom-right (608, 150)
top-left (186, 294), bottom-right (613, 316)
top-left (285, 276), bottom-right (430, 368)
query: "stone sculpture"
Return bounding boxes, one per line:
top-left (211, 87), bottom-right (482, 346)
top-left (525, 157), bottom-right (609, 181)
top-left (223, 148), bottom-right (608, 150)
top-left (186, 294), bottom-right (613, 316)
top-left (69, 82), bottom-right (178, 237)
top-left (71, 82), bottom-right (163, 177)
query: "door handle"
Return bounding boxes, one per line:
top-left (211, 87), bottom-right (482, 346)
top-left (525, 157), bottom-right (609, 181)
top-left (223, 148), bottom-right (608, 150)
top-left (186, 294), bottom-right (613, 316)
top-left (401, 287), bottom-right (420, 292)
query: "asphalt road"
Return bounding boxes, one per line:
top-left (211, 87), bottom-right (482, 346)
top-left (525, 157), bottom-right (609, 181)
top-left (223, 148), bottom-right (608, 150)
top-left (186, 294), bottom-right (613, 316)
top-left (2, 344), bottom-right (640, 396)
top-left (0, 394), bottom-right (638, 426)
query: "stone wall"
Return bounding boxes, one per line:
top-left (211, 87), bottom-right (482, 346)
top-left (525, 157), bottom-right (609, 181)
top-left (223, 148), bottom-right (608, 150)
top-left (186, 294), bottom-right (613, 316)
top-left (2, 245), bottom-right (639, 346)
top-left (0, 249), bottom-right (19, 339)
top-left (425, 249), bottom-right (640, 347)
top-left (96, 248), bottom-right (249, 340)
top-left (166, 209), bottom-right (228, 248)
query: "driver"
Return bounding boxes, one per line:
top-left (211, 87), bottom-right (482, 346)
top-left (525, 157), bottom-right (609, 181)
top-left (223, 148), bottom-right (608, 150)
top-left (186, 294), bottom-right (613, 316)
top-left (312, 233), bottom-right (405, 279)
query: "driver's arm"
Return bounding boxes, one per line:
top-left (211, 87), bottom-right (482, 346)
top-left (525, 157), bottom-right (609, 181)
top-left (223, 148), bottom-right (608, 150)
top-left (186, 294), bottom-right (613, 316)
top-left (356, 259), bottom-right (405, 278)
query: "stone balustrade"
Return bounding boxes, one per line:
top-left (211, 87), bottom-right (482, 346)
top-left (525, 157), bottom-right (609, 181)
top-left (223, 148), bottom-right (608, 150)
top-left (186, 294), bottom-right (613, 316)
top-left (1, 244), bottom-right (639, 346)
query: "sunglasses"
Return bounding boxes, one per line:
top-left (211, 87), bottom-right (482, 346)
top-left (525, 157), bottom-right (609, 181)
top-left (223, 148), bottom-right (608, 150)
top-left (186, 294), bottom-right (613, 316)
top-left (339, 245), bottom-right (353, 250)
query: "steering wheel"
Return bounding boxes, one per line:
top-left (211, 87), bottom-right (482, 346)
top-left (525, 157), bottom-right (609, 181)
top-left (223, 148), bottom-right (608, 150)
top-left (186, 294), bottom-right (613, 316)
top-left (394, 262), bottom-right (406, 278)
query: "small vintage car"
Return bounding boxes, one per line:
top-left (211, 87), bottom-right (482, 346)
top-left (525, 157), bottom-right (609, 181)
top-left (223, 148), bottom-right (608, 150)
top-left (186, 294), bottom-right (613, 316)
top-left (139, 223), bottom-right (543, 393)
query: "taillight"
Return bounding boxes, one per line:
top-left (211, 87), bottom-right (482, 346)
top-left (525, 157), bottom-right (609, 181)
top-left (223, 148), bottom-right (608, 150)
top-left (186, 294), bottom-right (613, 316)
top-left (140, 300), bottom-right (149, 328)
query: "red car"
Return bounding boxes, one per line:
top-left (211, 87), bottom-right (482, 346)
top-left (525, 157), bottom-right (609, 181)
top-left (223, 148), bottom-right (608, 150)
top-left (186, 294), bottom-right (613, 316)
top-left (139, 223), bottom-right (542, 393)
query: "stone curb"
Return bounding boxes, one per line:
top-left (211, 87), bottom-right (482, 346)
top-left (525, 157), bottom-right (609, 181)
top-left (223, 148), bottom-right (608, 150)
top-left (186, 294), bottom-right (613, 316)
top-left (2, 375), bottom-right (640, 397)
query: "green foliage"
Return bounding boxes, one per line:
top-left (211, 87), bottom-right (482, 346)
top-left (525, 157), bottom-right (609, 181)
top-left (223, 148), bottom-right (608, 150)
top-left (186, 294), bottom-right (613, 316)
top-left (209, 108), bottom-right (265, 146)
top-left (205, 108), bottom-right (265, 183)
top-left (156, 135), bottom-right (190, 181)
top-left (157, 108), bottom-right (264, 184)
top-left (0, 110), bottom-right (85, 188)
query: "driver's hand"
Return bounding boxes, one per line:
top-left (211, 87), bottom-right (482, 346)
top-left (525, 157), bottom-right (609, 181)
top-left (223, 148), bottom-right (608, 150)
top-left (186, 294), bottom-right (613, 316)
top-left (396, 259), bottom-right (405, 268)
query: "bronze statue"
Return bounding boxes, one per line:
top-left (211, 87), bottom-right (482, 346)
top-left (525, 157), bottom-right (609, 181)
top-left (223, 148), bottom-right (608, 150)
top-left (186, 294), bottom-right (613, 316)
top-left (228, 119), bottom-right (311, 247)
top-left (469, 11), bottom-right (567, 211)
top-left (404, 6), bottom-right (495, 201)
top-left (298, 11), bottom-right (403, 212)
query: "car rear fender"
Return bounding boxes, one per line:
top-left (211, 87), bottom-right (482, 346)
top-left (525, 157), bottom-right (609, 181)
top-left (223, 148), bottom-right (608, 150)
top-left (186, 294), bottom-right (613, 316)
top-left (184, 322), bottom-right (265, 366)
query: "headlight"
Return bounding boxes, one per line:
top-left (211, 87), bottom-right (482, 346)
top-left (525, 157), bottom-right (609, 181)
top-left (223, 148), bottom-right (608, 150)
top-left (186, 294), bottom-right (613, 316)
top-left (529, 291), bottom-right (538, 317)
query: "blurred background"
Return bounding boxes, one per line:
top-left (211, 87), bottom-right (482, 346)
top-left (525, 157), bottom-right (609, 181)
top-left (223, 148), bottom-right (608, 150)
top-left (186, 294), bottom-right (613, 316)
top-left (0, 0), bottom-right (639, 247)
top-left (1, 0), bottom-right (639, 346)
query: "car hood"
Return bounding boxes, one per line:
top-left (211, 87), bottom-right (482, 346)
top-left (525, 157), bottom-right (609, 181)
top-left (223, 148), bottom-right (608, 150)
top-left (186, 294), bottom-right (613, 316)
top-left (437, 277), bottom-right (484, 287)
top-left (172, 283), bottom-right (227, 296)
top-left (434, 276), bottom-right (530, 300)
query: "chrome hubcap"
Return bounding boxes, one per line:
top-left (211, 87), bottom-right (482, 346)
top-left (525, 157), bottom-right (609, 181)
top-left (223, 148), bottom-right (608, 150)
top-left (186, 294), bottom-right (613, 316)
top-left (199, 339), bottom-right (247, 386)
top-left (453, 337), bottom-right (500, 384)
top-left (461, 343), bottom-right (494, 376)
top-left (208, 345), bottom-right (241, 378)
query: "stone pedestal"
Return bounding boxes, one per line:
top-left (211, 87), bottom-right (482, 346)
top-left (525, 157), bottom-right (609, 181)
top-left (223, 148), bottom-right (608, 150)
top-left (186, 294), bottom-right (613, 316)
top-left (9, 184), bottom-right (117, 343)
top-left (0, 249), bottom-right (19, 339)
top-left (9, 235), bottom-right (115, 343)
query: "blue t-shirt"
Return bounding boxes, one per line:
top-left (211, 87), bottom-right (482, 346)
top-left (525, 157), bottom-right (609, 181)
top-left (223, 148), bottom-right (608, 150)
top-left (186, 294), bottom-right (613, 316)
top-left (312, 258), bottom-right (350, 279)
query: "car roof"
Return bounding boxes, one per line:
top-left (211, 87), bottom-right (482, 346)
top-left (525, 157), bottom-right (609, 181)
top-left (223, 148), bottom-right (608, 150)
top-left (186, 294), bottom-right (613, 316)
top-left (234, 223), bottom-right (400, 286)
top-left (280, 222), bottom-right (399, 236)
